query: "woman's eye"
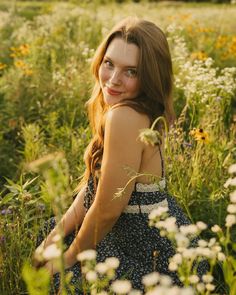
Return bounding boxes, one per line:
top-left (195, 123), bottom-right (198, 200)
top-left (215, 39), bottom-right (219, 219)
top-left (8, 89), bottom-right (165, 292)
top-left (126, 69), bottom-right (137, 77)
top-left (103, 60), bottom-right (113, 68)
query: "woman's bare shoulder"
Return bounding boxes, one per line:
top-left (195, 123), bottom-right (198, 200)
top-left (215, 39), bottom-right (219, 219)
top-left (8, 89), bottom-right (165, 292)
top-left (107, 105), bottom-right (150, 130)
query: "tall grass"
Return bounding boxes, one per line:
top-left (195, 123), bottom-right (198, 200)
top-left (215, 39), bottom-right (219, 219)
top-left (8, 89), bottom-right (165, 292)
top-left (0, 1), bottom-right (235, 294)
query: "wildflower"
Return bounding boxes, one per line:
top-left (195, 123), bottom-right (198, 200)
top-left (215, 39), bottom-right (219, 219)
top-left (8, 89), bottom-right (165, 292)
top-left (211, 224), bottom-right (221, 233)
top-left (227, 204), bottom-right (236, 213)
top-left (105, 257), bottom-right (120, 269)
top-left (230, 191), bottom-right (236, 203)
top-left (205, 283), bottom-right (215, 291)
top-left (42, 244), bottom-right (61, 260)
top-left (196, 221), bottom-right (207, 231)
top-left (129, 290), bottom-right (142, 295)
top-left (225, 214), bottom-right (236, 227)
top-left (179, 224), bottom-right (198, 235)
top-left (77, 249), bottom-right (97, 262)
top-left (189, 128), bottom-right (209, 143)
top-left (111, 280), bottom-right (132, 294)
top-left (172, 253), bottom-right (183, 264)
top-left (159, 275), bottom-right (172, 286)
top-left (95, 262), bottom-right (108, 274)
top-left (190, 51), bottom-right (208, 61)
top-left (1, 208), bottom-right (12, 215)
top-left (175, 233), bottom-right (190, 248)
top-left (228, 164), bottom-right (236, 174)
top-left (148, 206), bottom-right (169, 220)
top-left (85, 270), bottom-right (97, 282)
top-left (208, 237), bottom-right (216, 247)
top-left (224, 177), bottom-right (236, 188)
top-left (142, 272), bottom-right (159, 287)
top-left (24, 68), bottom-right (33, 76)
top-left (168, 261), bottom-right (178, 271)
top-left (217, 252), bottom-right (226, 261)
top-left (14, 60), bottom-right (27, 69)
top-left (139, 128), bottom-right (161, 146)
top-left (196, 283), bottom-right (205, 292)
top-left (198, 239), bottom-right (208, 247)
top-left (0, 62), bottom-right (7, 70)
top-left (189, 275), bottom-right (199, 284)
top-left (19, 44), bottom-right (30, 56)
top-left (202, 274), bottom-right (213, 283)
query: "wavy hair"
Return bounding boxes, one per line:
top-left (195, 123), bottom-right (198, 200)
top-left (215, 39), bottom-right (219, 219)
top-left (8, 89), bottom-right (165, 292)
top-left (75, 17), bottom-right (174, 192)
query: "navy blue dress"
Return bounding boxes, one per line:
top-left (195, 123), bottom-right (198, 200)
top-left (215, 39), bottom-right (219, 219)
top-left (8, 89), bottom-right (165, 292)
top-left (37, 147), bottom-right (207, 294)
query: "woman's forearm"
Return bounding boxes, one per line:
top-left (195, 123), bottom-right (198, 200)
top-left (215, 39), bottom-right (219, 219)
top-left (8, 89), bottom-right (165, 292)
top-left (41, 186), bottom-right (87, 248)
top-left (63, 203), bottom-right (118, 268)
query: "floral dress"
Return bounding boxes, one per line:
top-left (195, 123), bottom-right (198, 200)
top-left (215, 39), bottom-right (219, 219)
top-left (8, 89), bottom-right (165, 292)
top-left (37, 147), bottom-right (207, 294)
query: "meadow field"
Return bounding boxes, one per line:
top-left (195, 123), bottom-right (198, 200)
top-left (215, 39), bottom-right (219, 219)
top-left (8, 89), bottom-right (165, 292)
top-left (0, 1), bottom-right (236, 294)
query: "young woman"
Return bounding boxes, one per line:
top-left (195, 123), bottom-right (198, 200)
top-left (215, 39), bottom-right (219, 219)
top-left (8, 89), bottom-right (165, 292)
top-left (34, 17), bottom-right (204, 292)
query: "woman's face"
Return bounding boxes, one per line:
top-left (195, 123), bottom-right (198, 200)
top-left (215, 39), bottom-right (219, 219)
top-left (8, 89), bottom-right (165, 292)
top-left (99, 38), bottom-right (140, 106)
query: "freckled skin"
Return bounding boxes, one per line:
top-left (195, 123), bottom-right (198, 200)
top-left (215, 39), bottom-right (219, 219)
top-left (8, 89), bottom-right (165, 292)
top-left (99, 38), bottom-right (140, 106)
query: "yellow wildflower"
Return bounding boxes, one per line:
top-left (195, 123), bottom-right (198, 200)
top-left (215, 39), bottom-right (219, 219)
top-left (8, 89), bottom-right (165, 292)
top-left (0, 63), bottom-right (7, 70)
top-left (14, 60), bottom-right (27, 69)
top-left (215, 35), bottom-right (228, 49)
top-left (228, 36), bottom-right (236, 57)
top-left (23, 68), bottom-right (33, 76)
top-left (191, 51), bottom-right (208, 61)
top-left (19, 44), bottom-right (30, 56)
top-left (189, 128), bottom-right (209, 144)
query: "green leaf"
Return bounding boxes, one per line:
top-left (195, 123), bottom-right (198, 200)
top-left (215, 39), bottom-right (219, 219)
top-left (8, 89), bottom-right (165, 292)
top-left (22, 263), bottom-right (50, 295)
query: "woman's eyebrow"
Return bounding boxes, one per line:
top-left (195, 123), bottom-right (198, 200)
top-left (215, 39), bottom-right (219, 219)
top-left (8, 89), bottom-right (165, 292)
top-left (104, 56), bottom-right (138, 68)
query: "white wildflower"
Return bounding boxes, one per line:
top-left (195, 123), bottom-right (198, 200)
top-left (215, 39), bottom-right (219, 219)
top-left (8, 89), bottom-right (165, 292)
top-left (230, 191), bottom-right (236, 203)
top-left (175, 233), bottom-right (190, 248)
top-left (196, 221), bottom-right (207, 231)
top-left (168, 261), bottom-right (178, 271)
top-left (211, 224), bottom-right (221, 233)
top-left (198, 239), bottom-right (208, 247)
top-left (196, 283), bottom-right (205, 292)
top-left (224, 177), bottom-right (236, 187)
top-left (77, 249), bottom-right (97, 261)
top-left (105, 257), bottom-right (120, 269)
top-left (225, 214), bottom-right (236, 227)
top-left (163, 217), bottom-right (178, 233)
top-left (142, 272), bottom-right (159, 287)
top-left (189, 275), bottom-right (199, 284)
top-left (86, 270), bottom-right (97, 282)
top-left (182, 248), bottom-right (197, 259)
top-left (180, 224), bottom-right (198, 235)
top-left (42, 243), bottom-right (61, 260)
top-left (205, 283), bottom-right (215, 291)
top-left (218, 252), bottom-right (226, 261)
top-left (228, 164), bottom-right (236, 174)
top-left (159, 275), bottom-right (172, 286)
top-left (172, 253), bottom-right (182, 264)
top-left (202, 274), bottom-right (213, 283)
top-left (227, 204), bottom-right (236, 214)
top-left (111, 280), bottom-right (132, 294)
top-left (149, 206), bottom-right (169, 220)
top-left (128, 290), bottom-right (142, 295)
top-left (181, 287), bottom-right (194, 295)
top-left (208, 238), bottom-right (216, 247)
top-left (95, 262), bottom-right (108, 274)
top-left (201, 248), bottom-right (215, 259)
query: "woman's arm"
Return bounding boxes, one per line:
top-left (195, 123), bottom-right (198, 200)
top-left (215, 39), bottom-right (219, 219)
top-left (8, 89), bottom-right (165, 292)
top-left (34, 186), bottom-right (86, 267)
top-left (63, 106), bottom-right (150, 268)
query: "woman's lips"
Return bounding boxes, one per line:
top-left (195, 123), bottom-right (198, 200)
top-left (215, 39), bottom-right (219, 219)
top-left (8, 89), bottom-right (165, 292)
top-left (106, 86), bottom-right (122, 96)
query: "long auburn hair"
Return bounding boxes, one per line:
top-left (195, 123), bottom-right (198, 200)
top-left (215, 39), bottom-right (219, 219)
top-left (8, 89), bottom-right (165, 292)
top-left (75, 16), bottom-right (175, 192)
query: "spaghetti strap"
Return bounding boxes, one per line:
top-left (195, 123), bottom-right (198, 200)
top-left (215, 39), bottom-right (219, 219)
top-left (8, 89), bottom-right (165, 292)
top-left (157, 145), bottom-right (165, 179)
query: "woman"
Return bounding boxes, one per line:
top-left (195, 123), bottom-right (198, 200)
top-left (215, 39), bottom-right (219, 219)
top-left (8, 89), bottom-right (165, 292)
top-left (35, 17), bottom-right (198, 292)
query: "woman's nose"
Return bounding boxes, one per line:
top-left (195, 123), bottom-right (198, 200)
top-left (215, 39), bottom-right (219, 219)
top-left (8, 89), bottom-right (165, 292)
top-left (109, 69), bottom-right (121, 85)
